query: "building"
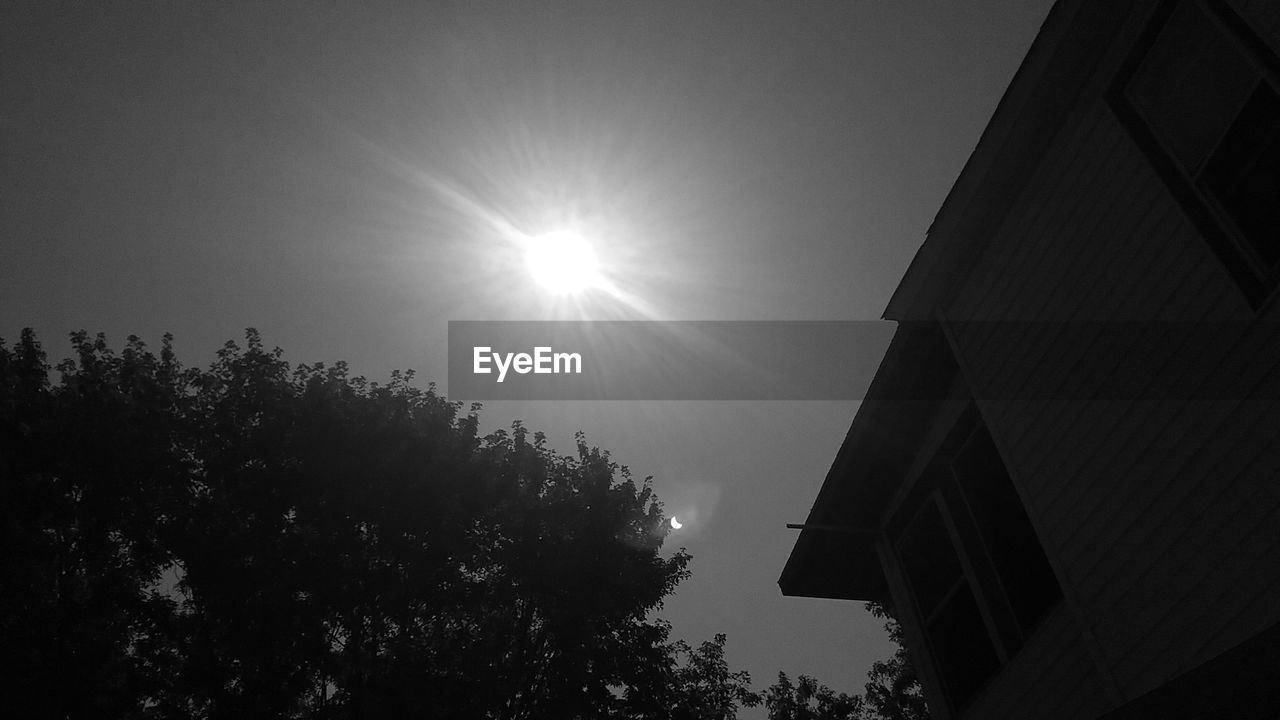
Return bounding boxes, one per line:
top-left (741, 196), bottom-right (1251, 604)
top-left (779, 0), bottom-right (1280, 718)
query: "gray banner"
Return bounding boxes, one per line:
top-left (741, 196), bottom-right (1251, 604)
top-left (448, 321), bottom-right (893, 400)
top-left (447, 321), bottom-right (1280, 401)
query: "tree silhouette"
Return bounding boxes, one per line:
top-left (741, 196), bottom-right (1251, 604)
top-left (1, 329), bottom-right (191, 718)
top-left (762, 604), bottom-right (928, 720)
top-left (860, 603), bottom-right (929, 720)
top-left (2, 328), bottom-right (926, 719)
top-left (2, 329), bottom-right (696, 719)
top-left (665, 633), bottom-right (761, 719)
top-left (765, 671), bottom-right (864, 720)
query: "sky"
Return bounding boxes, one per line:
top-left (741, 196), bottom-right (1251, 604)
top-left (2, 0), bottom-right (1054, 712)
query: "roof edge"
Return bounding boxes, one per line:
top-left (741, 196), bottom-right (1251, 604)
top-left (886, 0), bottom-right (1129, 321)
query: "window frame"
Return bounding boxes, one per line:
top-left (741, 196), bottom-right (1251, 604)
top-left (1107, 0), bottom-right (1280, 309)
top-left (887, 404), bottom-right (1063, 713)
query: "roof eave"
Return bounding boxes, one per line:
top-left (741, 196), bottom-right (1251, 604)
top-left (779, 323), bottom-right (955, 601)
top-left (885, 0), bottom-right (1131, 322)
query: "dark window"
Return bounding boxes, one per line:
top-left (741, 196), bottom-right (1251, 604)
top-left (898, 500), bottom-right (1001, 709)
top-left (1112, 0), bottom-right (1280, 306)
top-left (894, 408), bottom-right (1061, 711)
top-left (952, 422), bottom-right (1061, 639)
top-left (898, 500), bottom-right (964, 616)
top-left (1201, 84), bottom-right (1280, 267)
top-left (928, 584), bottom-right (1002, 709)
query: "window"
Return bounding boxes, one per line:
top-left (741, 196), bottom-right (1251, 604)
top-left (951, 421), bottom-right (1061, 638)
top-left (1110, 0), bottom-right (1280, 306)
top-left (898, 498), bottom-right (1001, 708)
top-left (892, 407), bottom-right (1061, 711)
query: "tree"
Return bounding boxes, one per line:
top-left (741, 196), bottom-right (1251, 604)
top-left (0, 329), bottom-right (192, 718)
top-left (2, 328), bottom-right (928, 720)
top-left (765, 671), bottom-right (863, 720)
top-left (860, 603), bottom-right (929, 720)
top-left (664, 633), bottom-right (762, 720)
top-left (1, 329), bottom-right (696, 719)
top-left (763, 604), bottom-right (928, 720)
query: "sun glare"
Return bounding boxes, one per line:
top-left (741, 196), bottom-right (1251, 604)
top-left (524, 229), bottom-right (602, 295)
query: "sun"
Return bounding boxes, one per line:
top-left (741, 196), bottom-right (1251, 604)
top-left (523, 229), bottom-right (602, 295)
top-left (670, 516), bottom-right (683, 530)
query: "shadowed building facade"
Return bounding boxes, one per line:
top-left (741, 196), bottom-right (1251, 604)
top-left (780, 0), bottom-right (1280, 718)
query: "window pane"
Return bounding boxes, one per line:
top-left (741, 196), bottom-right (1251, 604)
top-left (927, 584), bottom-right (1001, 710)
top-left (1202, 81), bottom-right (1280, 268)
top-left (953, 424), bottom-right (1062, 636)
top-left (897, 499), bottom-right (963, 618)
top-left (1127, 1), bottom-right (1259, 173)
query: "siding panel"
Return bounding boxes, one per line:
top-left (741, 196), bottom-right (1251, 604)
top-left (961, 605), bottom-right (1111, 720)
top-left (944, 43), bottom-right (1280, 714)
